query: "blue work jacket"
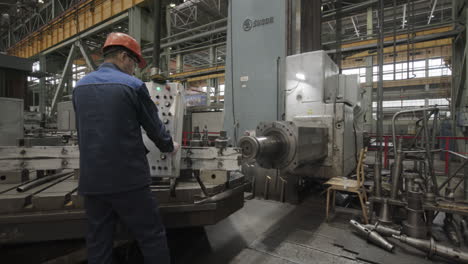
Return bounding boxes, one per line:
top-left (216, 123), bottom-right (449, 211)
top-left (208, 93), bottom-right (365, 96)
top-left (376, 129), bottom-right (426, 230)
top-left (73, 63), bottom-right (174, 195)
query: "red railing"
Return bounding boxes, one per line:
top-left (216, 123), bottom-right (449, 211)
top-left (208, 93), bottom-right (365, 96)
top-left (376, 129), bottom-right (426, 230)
top-left (369, 135), bottom-right (468, 174)
top-left (182, 131), bottom-right (220, 146)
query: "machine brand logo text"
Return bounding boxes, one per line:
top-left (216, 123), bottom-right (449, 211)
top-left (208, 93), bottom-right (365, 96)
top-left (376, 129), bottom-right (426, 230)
top-left (243, 17), bottom-right (274, 31)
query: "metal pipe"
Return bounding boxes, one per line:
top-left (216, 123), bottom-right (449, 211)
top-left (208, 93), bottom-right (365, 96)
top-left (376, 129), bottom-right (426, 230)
top-left (160, 42), bottom-right (225, 56)
top-left (325, 29), bottom-right (459, 54)
top-left (427, 0), bottom-right (438, 24)
top-left (403, 149), bottom-right (441, 153)
top-left (143, 27), bottom-right (227, 53)
top-left (422, 110), bottom-right (438, 195)
top-left (16, 171), bottom-right (72, 192)
top-left (390, 138), bottom-right (404, 199)
top-left (444, 150), bottom-right (468, 160)
top-left (374, 164), bottom-right (382, 197)
top-left (153, 0), bottom-right (162, 69)
top-left (392, 235), bottom-right (468, 262)
top-left (160, 18), bottom-right (227, 41)
top-left (438, 158), bottom-right (468, 192)
top-left (322, 0), bottom-right (378, 20)
top-left (350, 220), bottom-right (395, 252)
top-left (374, 0), bottom-right (385, 198)
top-left (391, 107), bottom-right (439, 154)
top-left (363, 223), bottom-right (401, 237)
top-left (194, 183), bottom-right (246, 205)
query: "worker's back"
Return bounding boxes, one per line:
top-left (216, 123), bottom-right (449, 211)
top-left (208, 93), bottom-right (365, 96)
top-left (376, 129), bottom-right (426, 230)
top-left (73, 62), bottom-right (173, 195)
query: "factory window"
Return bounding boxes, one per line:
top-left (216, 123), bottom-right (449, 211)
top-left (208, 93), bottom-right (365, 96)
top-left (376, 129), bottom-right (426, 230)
top-left (402, 99), bottom-right (425, 107)
top-left (428, 98), bottom-right (449, 105)
top-left (372, 98), bottom-right (449, 109)
top-left (219, 84), bottom-right (225, 96)
top-left (28, 62), bottom-right (41, 82)
top-left (343, 57), bottom-right (451, 83)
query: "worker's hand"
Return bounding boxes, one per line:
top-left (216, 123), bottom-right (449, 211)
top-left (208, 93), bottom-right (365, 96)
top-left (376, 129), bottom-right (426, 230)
top-left (172, 141), bottom-right (180, 155)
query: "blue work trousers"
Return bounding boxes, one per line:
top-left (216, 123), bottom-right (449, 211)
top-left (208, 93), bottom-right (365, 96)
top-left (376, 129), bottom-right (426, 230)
top-left (84, 187), bottom-right (170, 264)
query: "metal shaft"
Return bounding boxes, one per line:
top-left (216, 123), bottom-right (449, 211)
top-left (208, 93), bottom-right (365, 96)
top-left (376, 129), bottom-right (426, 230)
top-left (390, 137), bottom-right (404, 199)
top-left (16, 171), bottom-right (72, 192)
top-left (350, 220), bottom-right (395, 252)
top-left (363, 223), bottom-right (401, 237)
top-left (444, 214), bottom-right (461, 247)
top-left (374, 162), bottom-right (382, 197)
top-left (239, 135), bottom-right (283, 162)
top-left (392, 234), bottom-right (468, 263)
top-left (377, 198), bottom-right (393, 224)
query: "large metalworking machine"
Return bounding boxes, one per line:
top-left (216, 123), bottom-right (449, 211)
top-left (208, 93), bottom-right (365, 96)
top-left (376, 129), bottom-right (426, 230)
top-left (222, 0), bottom-right (364, 203)
top-left (0, 82), bottom-right (245, 244)
top-left (238, 50), bottom-right (363, 181)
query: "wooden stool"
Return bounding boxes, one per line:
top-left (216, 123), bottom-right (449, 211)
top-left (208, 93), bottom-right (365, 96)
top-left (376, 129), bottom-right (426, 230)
top-left (325, 147), bottom-right (369, 224)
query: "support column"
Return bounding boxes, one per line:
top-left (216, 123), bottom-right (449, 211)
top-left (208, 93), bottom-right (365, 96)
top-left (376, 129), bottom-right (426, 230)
top-left (365, 6), bottom-right (374, 132)
top-left (424, 84), bottom-right (430, 107)
top-left (49, 44), bottom-right (77, 116)
top-left (39, 55), bottom-right (46, 119)
top-left (164, 5), bottom-right (172, 75)
top-left (365, 56), bottom-right (373, 132)
top-left (209, 46), bottom-right (215, 67)
top-left (366, 7), bottom-right (373, 39)
top-left (465, 5), bottom-right (468, 201)
top-left (176, 54), bottom-right (183, 73)
top-left (300, 0), bottom-right (321, 52)
top-left (129, 6), bottom-right (143, 76)
top-left (209, 46), bottom-right (216, 102)
top-left (129, 6), bottom-right (153, 76)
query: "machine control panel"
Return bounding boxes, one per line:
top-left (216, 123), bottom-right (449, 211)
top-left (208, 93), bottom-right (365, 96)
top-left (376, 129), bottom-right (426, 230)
top-left (142, 82), bottom-right (184, 178)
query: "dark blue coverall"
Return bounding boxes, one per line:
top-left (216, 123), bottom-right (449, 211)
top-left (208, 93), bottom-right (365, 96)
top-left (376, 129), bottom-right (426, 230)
top-left (73, 62), bottom-right (174, 264)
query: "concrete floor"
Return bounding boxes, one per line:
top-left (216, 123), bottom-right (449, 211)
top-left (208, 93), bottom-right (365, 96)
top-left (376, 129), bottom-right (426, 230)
top-left (170, 194), bottom-right (456, 264)
top-left (0, 193), bottom-right (462, 263)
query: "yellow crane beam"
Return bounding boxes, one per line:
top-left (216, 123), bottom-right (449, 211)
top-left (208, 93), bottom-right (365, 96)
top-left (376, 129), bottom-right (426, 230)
top-left (7, 0), bottom-right (143, 58)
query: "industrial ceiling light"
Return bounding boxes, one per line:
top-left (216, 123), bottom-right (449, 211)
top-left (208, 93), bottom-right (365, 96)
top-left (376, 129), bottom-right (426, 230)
top-left (169, 3), bottom-right (176, 7)
top-left (295, 73), bottom-right (306, 81)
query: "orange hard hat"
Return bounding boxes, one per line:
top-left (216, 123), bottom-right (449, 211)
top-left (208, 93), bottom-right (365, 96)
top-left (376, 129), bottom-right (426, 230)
top-left (103, 32), bottom-right (147, 68)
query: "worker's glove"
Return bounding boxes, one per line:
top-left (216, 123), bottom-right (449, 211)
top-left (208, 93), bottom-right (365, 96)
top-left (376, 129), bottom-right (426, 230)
top-left (172, 141), bottom-right (180, 155)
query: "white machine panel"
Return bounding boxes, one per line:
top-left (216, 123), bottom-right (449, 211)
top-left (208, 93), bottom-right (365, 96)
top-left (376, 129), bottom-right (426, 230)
top-left (338, 74), bottom-right (360, 106)
top-left (285, 50), bottom-right (339, 120)
top-left (143, 82), bottom-right (185, 178)
top-left (284, 51), bottom-right (361, 178)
